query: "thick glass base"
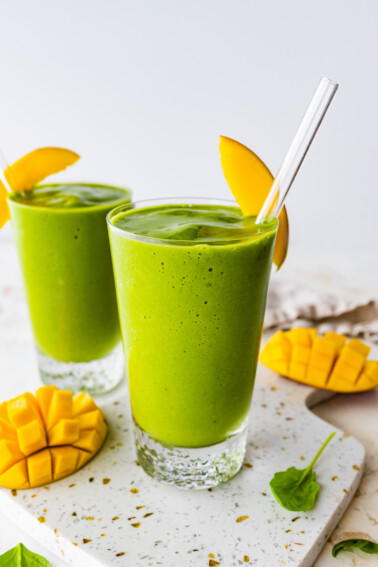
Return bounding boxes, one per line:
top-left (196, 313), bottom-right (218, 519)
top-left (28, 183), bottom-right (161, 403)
top-left (134, 421), bottom-right (248, 489)
top-left (37, 342), bottom-right (125, 395)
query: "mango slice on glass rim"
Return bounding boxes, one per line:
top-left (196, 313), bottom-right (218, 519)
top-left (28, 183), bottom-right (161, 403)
top-left (260, 329), bottom-right (378, 393)
top-left (0, 181), bottom-right (10, 229)
top-left (0, 147), bottom-right (80, 229)
top-left (219, 135), bottom-right (289, 270)
top-left (0, 386), bottom-right (107, 490)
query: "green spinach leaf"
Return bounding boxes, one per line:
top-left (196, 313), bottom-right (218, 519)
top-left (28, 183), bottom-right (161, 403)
top-left (0, 543), bottom-right (51, 566)
top-left (332, 538), bottom-right (378, 557)
top-left (270, 431), bottom-right (335, 511)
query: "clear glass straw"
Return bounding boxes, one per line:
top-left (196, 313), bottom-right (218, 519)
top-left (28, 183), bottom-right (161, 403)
top-left (256, 77), bottom-right (338, 224)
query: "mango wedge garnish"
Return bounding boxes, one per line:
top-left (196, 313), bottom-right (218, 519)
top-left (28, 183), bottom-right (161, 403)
top-left (0, 181), bottom-right (9, 229)
top-left (0, 147), bottom-right (80, 229)
top-left (260, 329), bottom-right (378, 393)
top-left (0, 386), bottom-right (107, 489)
top-left (219, 135), bottom-right (289, 270)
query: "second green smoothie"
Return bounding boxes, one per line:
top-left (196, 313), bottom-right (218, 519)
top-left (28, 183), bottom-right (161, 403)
top-left (9, 183), bottom-right (131, 363)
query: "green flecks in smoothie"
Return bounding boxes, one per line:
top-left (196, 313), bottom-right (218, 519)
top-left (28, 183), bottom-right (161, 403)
top-left (9, 183), bottom-right (130, 209)
top-left (112, 204), bottom-right (276, 244)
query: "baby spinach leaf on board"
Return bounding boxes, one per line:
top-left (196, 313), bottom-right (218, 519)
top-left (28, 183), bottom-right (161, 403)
top-left (0, 543), bottom-right (51, 566)
top-left (332, 539), bottom-right (378, 557)
top-left (270, 432), bottom-right (335, 511)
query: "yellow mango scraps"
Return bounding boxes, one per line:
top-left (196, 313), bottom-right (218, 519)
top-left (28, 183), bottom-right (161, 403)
top-left (0, 386), bottom-right (107, 490)
top-left (0, 147), bottom-right (80, 229)
top-left (260, 329), bottom-right (378, 393)
top-left (219, 135), bottom-right (289, 270)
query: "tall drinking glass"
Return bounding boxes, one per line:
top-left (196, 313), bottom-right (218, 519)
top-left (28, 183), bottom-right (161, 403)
top-left (8, 183), bottom-right (131, 395)
top-left (108, 198), bottom-right (278, 488)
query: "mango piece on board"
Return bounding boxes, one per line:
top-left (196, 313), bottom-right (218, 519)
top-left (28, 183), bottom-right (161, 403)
top-left (17, 419), bottom-right (47, 457)
top-left (7, 393), bottom-right (41, 429)
top-left (27, 449), bottom-right (53, 487)
top-left (324, 332), bottom-right (347, 352)
top-left (328, 342), bottom-right (369, 389)
top-left (50, 446), bottom-right (80, 481)
top-left (260, 329), bottom-right (377, 393)
top-left (286, 328), bottom-right (315, 380)
top-left (286, 328), bottom-right (316, 345)
top-left (73, 430), bottom-right (102, 454)
top-left (260, 331), bottom-right (292, 375)
top-left (46, 390), bottom-right (73, 431)
top-left (0, 440), bottom-right (25, 475)
top-left (0, 460), bottom-right (29, 489)
top-left (354, 374), bottom-right (375, 392)
top-left (48, 419), bottom-right (80, 446)
top-left (0, 420), bottom-right (17, 442)
top-left (72, 392), bottom-right (97, 417)
top-left (306, 337), bottom-right (338, 388)
top-left (348, 338), bottom-right (371, 358)
top-left (0, 403), bottom-right (17, 441)
top-left (77, 409), bottom-right (104, 432)
top-left (76, 449), bottom-right (93, 469)
top-left (287, 361), bottom-right (307, 381)
top-left (36, 385), bottom-right (57, 422)
top-left (0, 386), bottom-right (108, 489)
top-left (0, 402), bottom-right (10, 424)
top-left (361, 360), bottom-right (378, 381)
top-left (355, 361), bottom-right (378, 391)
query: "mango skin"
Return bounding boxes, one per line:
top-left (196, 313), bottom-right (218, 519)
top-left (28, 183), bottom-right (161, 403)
top-left (260, 329), bottom-right (377, 393)
top-left (0, 386), bottom-right (107, 490)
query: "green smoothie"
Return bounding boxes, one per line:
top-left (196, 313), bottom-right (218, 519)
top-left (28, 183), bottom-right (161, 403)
top-left (8, 183), bottom-right (131, 363)
top-left (108, 202), bottom-right (278, 448)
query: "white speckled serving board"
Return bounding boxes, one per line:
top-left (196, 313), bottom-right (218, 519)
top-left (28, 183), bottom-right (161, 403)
top-left (0, 363), bottom-right (365, 567)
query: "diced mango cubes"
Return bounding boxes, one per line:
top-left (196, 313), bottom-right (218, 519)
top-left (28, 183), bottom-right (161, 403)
top-left (0, 387), bottom-right (107, 490)
top-left (50, 446), bottom-right (79, 482)
top-left (306, 337), bottom-right (339, 388)
top-left (17, 419), bottom-right (47, 456)
top-left (0, 440), bottom-right (25, 475)
top-left (287, 328), bottom-right (315, 381)
top-left (260, 329), bottom-right (377, 393)
top-left (27, 449), bottom-right (53, 486)
top-left (260, 331), bottom-right (292, 375)
top-left (48, 419), bottom-right (79, 446)
top-left (0, 460), bottom-right (29, 489)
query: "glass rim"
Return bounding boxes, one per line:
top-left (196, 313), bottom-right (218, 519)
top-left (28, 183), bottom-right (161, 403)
top-left (7, 182), bottom-right (132, 213)
top-left (107, 197), bottom-right (279, 246)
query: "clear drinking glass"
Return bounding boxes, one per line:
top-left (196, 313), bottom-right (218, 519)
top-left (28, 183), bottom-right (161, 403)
top-left (108, 198), bottom-right (278, 488)
top-left (8, 183), bottom-right (131, 395)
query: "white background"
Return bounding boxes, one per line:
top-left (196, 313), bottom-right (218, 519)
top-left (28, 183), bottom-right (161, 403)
top-left (0, 0), bottom-right (377, 258)
top-left (0, 3), bottom-right (377, 564)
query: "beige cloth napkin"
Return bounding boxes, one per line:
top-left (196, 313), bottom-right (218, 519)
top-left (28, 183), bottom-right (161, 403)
top-left (264, 280), bottom-right (378, 344)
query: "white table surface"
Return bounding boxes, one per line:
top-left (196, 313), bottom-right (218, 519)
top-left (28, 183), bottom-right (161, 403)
top-left (0, 240), bottom-right (377, 567)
